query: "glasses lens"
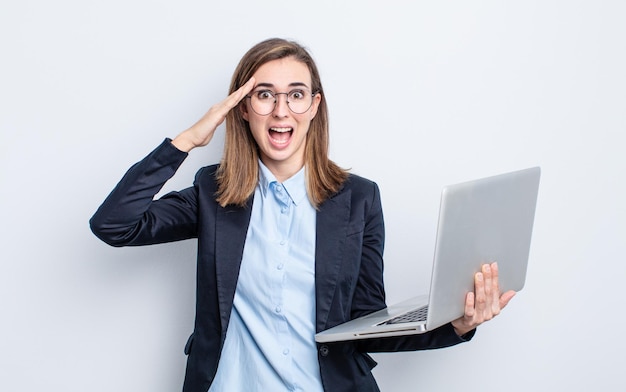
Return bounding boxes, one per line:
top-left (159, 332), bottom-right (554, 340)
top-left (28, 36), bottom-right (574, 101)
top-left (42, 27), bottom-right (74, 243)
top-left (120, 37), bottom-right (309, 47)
top-left (286, 90), bottom-right (312, 114)
top-left (250, 90), bottom-right (275, 115)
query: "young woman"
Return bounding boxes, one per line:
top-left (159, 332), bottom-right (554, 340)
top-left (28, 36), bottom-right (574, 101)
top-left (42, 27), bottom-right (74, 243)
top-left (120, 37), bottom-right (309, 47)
top-left (90, 38), bottom-right (514, 392)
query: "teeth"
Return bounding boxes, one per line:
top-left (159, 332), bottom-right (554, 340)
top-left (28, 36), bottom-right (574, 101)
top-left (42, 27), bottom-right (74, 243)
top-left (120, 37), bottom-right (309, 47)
top-left (270, 127), bottom-right (292, 133)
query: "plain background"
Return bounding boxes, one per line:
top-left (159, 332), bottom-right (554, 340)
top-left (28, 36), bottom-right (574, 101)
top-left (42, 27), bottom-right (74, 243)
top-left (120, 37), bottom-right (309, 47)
top-left (1, 1), bottom-right (624, 390)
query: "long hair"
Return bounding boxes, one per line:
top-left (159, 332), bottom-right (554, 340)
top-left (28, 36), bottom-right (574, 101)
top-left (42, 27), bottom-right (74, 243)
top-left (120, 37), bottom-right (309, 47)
top-left (216, 38), bottom-right (348, 208)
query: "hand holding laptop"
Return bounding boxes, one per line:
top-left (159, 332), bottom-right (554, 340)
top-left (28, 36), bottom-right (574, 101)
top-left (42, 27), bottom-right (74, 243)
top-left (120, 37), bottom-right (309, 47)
top-left (451, 262), bottom-right (517, 336)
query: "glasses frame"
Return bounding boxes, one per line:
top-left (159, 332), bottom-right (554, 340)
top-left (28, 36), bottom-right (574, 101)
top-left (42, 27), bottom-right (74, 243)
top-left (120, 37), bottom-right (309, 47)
top-left (245, 89), bottom-right (319, 116)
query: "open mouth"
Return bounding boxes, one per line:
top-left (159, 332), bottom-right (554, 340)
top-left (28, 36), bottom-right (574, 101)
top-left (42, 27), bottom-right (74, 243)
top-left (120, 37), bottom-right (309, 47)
top-left (269, 127), bottom-right (293, 145)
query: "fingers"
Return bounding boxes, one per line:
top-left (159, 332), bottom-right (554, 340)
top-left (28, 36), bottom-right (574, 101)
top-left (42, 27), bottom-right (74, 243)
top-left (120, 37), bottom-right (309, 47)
top-left (483, 264), bottom-right (492, 291)
top-left (485, 263), bottom-right (504, 315)
top-left (482, 263), bottom-right (493, 300)
top-left (474, 270), bottom-right (486, 316)
top-left (222, 77), bottom-right (256, 112)
top-left (464, 291), bottom-right (476, 319)
top-left (210, 77), bottom-right (256, 122)
top-left (472, 263), bottom-right (503, 320)
top-left (238, 77), bottom-right (256, 98)
top-left (499, 290), bottom-right (516, 309)
top-left (454, 262), bottom-right (517, 336)
top-left (475, 269), bottom-right (496, 322)
top-left (176, 77), bottom-right (257, 151)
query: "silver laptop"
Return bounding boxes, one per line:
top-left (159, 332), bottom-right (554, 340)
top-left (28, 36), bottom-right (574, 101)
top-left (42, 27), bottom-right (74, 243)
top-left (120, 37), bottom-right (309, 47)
top-left (315, 166), bottom-right (541, 343)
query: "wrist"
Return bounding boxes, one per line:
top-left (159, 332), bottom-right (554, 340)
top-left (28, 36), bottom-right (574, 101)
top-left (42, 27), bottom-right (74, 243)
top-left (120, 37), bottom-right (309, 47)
top-left (171, 132), bottom-right (197, 153)
top-left (451, 320), bottom-right (472, 337)
top-left (453, 326), bottom-right (470, 337)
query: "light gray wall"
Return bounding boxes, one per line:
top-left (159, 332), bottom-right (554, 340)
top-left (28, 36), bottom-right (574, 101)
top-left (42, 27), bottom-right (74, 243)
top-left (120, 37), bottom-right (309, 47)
top-left (1, 1), bottom-right (624, 390)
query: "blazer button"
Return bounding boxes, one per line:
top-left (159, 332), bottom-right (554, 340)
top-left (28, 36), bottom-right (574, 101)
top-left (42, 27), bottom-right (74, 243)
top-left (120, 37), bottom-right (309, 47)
top-left (319, 345), bottom-right (329, 357)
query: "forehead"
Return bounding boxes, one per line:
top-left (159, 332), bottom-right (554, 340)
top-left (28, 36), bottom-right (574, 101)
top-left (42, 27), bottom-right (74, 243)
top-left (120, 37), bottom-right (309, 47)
top-left (253, 57), bottom-right (312, 89)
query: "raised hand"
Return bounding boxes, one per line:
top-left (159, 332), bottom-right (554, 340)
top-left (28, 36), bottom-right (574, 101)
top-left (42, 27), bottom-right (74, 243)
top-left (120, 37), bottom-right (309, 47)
top-left (172, 77), bottom-right (256, 152)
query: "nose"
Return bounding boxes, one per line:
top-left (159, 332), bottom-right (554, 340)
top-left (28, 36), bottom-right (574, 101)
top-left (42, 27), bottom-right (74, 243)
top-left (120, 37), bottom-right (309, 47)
top-left (272, 93), bottom-right (290, 117)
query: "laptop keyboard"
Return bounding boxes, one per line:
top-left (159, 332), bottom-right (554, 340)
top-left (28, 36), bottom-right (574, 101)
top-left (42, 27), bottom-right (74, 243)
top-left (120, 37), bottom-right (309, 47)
top-left (381, 306), bottom-right (429, 325)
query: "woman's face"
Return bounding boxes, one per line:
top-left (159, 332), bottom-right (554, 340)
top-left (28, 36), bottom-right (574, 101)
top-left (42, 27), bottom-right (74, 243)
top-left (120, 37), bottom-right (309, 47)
top-left (241, 57), bottom-right (321, 181)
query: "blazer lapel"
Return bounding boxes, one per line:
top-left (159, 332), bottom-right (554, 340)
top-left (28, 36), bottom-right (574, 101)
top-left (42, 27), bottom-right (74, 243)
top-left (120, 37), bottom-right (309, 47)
top-left (214, 200), bottom-right (253, 333)
top-left (315, 188), bottom-right (352, 332)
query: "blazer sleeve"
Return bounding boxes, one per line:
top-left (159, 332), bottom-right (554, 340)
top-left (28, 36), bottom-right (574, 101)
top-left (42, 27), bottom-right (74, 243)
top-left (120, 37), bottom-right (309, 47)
top-left (89, 138), bottom-right (200, 247)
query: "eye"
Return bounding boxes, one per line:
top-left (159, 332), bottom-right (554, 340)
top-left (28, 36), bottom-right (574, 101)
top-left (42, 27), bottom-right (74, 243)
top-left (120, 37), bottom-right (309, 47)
top-left (289, 90), bottom-right (306, 100)
top-left (255, 90), bottom-right (274, 100)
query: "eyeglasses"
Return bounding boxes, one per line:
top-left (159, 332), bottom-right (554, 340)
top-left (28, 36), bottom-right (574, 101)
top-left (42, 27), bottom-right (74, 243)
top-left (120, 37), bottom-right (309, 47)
top-left (245, 89), bottom-right (317, 116)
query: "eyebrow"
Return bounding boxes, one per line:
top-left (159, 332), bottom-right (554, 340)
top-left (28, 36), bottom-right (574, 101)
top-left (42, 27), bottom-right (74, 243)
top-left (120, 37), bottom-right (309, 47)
top-left (254, 82), bottom-right (310, 90)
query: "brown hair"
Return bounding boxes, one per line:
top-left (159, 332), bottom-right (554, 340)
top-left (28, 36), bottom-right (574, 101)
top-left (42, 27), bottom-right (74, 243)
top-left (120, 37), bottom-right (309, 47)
top-left (216, 38), bottom-right (348, 208)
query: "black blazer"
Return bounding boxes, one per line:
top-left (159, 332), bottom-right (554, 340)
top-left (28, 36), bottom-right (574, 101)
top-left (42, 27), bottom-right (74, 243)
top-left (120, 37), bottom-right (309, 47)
top-left (90, 139), bottom-right (471, 392)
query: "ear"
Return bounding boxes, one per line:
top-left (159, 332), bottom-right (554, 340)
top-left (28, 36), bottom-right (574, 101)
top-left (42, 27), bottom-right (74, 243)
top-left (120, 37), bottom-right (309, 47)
top-left (309, 92), bottom-right (322, 119)
top-left (240, 101), bottom-right (250, 122)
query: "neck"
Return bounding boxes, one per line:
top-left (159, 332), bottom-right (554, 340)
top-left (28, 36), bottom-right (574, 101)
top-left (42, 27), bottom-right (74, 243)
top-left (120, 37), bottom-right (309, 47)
top-left (262, 160), bottom-right (304, 183)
